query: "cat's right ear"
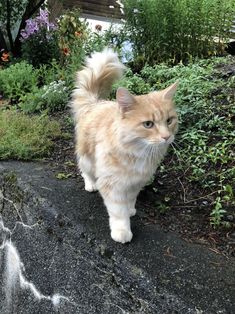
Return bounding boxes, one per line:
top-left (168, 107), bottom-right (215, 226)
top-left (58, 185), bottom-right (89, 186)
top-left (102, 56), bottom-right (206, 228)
top-left (116, 87), bottom-right (136, 114)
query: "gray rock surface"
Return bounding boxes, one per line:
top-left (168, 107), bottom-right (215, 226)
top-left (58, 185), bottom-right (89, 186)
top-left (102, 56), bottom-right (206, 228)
top-left (0, 161), bottom-right (234, 314)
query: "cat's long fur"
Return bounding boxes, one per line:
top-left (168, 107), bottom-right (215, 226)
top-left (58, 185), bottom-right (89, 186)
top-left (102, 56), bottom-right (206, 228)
top-left (71, 48), bottom-right (178, 243)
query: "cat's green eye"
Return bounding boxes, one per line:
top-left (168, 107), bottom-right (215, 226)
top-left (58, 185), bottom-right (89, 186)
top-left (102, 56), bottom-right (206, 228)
top-left (143, 121), bottom-right (154, 129)
top-left (167, 117), bottom-right (173, 125)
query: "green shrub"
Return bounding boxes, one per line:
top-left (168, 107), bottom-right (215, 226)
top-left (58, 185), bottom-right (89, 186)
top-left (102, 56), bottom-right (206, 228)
top-left (21, 29), bottom-right (60, 68)
top-left (0, 110), bottom-right (61, 160)
top-left (123, 0), bottom-right (235, 65)
top-left (113, 68), bottom-right (152, 95)
top-left (18, 88), bottom-right (45, 113)
top-left (19, 80), bottom-right (69, 113)
top-left (0, 61), bottom-right (38, 102)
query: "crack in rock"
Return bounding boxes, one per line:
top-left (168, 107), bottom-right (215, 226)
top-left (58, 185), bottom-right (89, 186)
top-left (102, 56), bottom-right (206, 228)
top-left (5, 241), bottom-right (69, 306)
top-left (0, 216), bottom-right (72, 310)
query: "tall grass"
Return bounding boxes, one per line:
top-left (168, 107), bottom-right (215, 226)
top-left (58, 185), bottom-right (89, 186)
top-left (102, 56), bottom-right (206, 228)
top-left (123, 0), bottom-right (235, 65)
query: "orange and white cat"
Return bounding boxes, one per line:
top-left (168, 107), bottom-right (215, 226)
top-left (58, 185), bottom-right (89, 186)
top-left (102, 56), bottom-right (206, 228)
top-left (71, 48), bottom-right (178, 243)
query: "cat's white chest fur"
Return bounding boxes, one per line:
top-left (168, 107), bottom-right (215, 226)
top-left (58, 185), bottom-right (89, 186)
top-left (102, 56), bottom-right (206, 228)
top-left (130, 145), bottom-right (168, 176)
top-left (96, 143), bottom-right (168, 191)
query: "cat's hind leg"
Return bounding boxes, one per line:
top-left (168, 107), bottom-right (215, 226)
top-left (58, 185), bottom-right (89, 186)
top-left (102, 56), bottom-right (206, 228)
top-left (79, 155), bottom-right (97, 192)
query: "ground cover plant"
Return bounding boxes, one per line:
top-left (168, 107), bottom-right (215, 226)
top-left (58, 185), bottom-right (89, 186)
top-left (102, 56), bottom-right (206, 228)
top-left (0, 110), bottom-right (61, 160)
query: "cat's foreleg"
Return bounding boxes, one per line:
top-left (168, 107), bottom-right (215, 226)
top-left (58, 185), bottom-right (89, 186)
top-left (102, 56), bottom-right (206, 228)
top-left (106, 199), bottom-right (133, 243)
top-left (100, 190), bottom-right (133, 243)
top-left (79, 155), bottom-right (97, 192)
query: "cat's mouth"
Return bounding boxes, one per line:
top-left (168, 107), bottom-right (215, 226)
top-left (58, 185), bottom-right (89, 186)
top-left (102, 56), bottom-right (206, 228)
top-left (148, 135), bottom-right (174, 146)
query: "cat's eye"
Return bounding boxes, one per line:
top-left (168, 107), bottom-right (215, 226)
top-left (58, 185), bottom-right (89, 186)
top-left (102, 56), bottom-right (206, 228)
top-left (167, 117), bottom-right (174, 125)
top-left (143, 121), bottom-right (154, 129)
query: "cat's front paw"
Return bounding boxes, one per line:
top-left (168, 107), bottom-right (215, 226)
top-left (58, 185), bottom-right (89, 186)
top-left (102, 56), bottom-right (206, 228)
top-left (129, 208), bottom-right (136, 217)
top-left (84, 181), bottom-right (97, 192)
top-left (111, 228), bottom-right (133, 244)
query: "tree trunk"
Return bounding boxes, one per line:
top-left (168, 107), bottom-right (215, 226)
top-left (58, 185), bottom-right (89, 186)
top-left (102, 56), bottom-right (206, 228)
top-left (0, 29), bottom-right (8, 51)
top-left (6, 0), bottom-right (14, 52)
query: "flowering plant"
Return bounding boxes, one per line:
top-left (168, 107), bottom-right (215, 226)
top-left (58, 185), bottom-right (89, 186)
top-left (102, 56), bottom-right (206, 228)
top-left (20, 9), bottom-right (60, 67)
top-left (19, 80), bottom-right (69, 113)
top-left (20, 9), bottom-right (57, 41)
top-left (57, 9), bottom-right (88, 63)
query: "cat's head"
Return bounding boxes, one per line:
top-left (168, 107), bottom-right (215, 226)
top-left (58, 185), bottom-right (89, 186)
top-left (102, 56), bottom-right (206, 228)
top-left (116, 82), bottom-right (178, 148)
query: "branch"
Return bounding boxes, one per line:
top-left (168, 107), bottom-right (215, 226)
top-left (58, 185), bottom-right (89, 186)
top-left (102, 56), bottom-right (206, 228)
top-left (27, 0), bottom-right (46, 19)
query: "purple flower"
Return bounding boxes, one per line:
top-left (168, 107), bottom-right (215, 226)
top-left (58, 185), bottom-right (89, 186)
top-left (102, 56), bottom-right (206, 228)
top-left (36, 8), bottom-right (49, 26)
top-left (20, 19), bottom-right (39, 41)
top-left (20, 8), bottom-right (57, 42)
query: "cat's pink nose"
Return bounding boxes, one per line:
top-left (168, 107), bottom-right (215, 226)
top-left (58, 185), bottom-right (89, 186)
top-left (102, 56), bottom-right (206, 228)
top-left (162, 135), bottom-right (170, 141)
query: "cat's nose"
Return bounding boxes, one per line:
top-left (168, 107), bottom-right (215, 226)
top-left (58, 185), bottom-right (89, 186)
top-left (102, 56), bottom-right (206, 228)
top-left (161, 135), bottom-right (170, 141)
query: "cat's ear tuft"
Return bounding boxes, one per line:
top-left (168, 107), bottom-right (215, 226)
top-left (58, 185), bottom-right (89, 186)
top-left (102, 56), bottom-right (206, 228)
top-left (116, 87), bottom-right (135, 113)
top-left (161, 81), bottom-right (179, 100)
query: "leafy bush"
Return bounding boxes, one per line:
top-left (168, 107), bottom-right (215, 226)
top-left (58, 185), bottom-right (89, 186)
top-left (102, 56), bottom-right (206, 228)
top-left (0, 61), bottom-right (38, 102)
top-left (123, 0), bottom-right (235, 65)
top-left (21, 9), bottom-right (60, 67)
top-left (113, 68), bottom-right (152, 94)
top-left (0, 109), bottom-right (61, 160)
top-left (116, 56), bottom-right (235, 226)
top-left (19, 80), bottom-right (69, 113)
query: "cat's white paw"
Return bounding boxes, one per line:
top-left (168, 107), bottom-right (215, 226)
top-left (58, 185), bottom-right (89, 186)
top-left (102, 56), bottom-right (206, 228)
top-left (129, 208), bottom-right (136, 217)
top-left (111, 228), bottom-right (133, 244)
top-left (84, 181), bottom-right (97, 192)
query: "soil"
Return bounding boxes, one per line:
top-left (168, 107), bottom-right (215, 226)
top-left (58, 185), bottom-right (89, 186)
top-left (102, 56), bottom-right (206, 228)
top-left (47, 107), bottom-right (234, 259)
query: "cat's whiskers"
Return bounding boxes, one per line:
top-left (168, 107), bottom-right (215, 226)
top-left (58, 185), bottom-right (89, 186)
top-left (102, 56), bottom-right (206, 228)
top-left (171, 141), bottom-right (183, 150)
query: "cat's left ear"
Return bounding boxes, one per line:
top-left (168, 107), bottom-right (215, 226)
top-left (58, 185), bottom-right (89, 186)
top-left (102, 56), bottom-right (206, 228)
top-left (161, 81), bottom-right (179, 100)
top-left (116, 87), bottom-right (136, 113)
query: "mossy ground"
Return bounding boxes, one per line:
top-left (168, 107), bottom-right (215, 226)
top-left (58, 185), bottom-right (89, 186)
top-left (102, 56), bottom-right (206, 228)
top-left (0, 110), bottom-right (61, 160)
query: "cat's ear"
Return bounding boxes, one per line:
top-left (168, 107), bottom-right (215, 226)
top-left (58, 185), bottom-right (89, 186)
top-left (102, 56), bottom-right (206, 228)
top-left (161, 81), bottom-right (179, 100)
top-left (116, 87), bottom-right (136, 113)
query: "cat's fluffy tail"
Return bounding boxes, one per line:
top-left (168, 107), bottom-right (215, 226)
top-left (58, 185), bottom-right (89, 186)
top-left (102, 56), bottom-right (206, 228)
top-left (71, 48), bottom-right (125, 118)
